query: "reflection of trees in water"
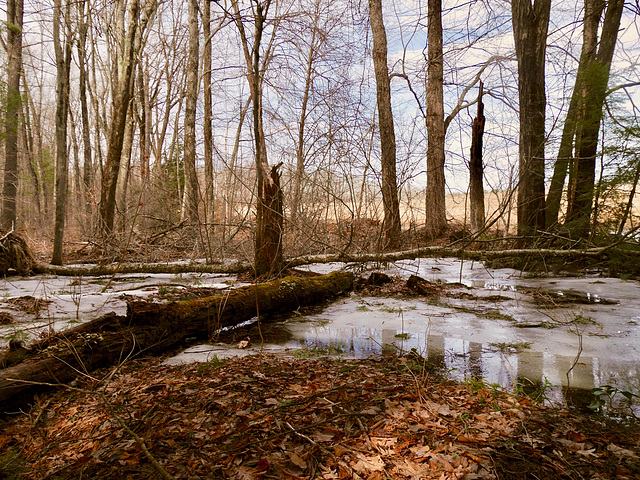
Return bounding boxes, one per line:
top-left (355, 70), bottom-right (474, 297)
top-left (290, 324), bottom-right (640, 414)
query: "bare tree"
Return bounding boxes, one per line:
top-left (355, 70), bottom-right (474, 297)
top-left (2, 0), bottom-right (24, 231)
top-left (182, 0), bottom-right (201, 225)
top-left (565, 0), bottom-right (625, 238)
top-left (51, 0), bottom-right (73, 265)
top-left (511, 0), bottom-right (551, 243)
top-left (368, 0), bottom-right (401, 248)
top-left (99, 0), bottom-right (157, 235)
top-left (425, 0), bottom-right (447, 239)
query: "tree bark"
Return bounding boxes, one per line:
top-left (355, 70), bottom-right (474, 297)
top-left (425, 0), bottom-right (447, 239)
top-left (547, 0), bottom-right (603, 229)
top-left (565, 0), bottom-right (624, 238)
top-left (1, 0), bottom-right (24, 231)
top-left (203, 0), bottom-right (215, 234)
top-left (291, 11), bottom-right (319, 225)
top-left (469, 82), bottom-right (485, 233)
top-left (51, 0), bottom-right (73, 266)
top-left (511, 0), bottom-right (551, 244)
top-left (182, 0), bottom-right (201, 226)
top-left (99, 0), bottom-right (157, 235)
top-left (77, 0), bottom-right (94, 225)
top-left (0, 271), bottom-right (354, 412)
top-left (99, 0), bottom-right (141, 235)
top-left (369, 0), bottom-right (401, 248)
top-left (255, 164), bottom-right (284, 276)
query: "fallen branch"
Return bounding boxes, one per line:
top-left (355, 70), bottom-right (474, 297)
top-left (0, 271), bottom-right (354, 412)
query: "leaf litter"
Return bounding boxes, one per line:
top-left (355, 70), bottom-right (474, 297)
top-left (1, 354), bottom-right (639, 479)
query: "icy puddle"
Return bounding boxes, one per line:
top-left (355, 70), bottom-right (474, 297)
top-left (281, 258), bottom-right (640, 413)
top-left (2, 258), bottom-right (639, 415)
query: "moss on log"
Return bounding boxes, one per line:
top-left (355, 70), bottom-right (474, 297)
top-left (0, 271), bottom-right (354, 412)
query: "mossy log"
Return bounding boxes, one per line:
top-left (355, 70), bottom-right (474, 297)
top-left (0, 271), bottom-right (354, 412)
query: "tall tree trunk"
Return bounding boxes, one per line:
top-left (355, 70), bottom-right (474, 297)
top-left (369, 0), bottom-right (401, 248)
top-left (292, 7), bottom-right (322, 226)
top-left (565, 0), bottom-right (624, 238)
top-left (182, 0), bottom-right (201, 226)
top-left (21, 85), bottom-right (42, 218)
top-left (116, 111), bottom-right (135, 231)
top-left (51, 0), bottom-right (72, 265)
top-left (232, 0), bottom-right (283, 276)
top-left (469, 82), bottom-right (485, 234)
top-left (99, 0), bottom-right (157, 235)
top-left (425, 0), bottom-right (447, 239)
top-left (546, 0), bottom-right (603, 228)
top-left (2, 0), bottom-right (24, 231)
top-left (203, 0), bottom-right (215, 232)
top-left (511, 0), bottom-right (551, 244)
top-left (77, 0), bottom-right (94, 226)
top-left (99, 0), bottom-right (141, 235)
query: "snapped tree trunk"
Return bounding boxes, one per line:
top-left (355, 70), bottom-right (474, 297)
top-left (469, 82), bottom-right (485, 234)
top-left (424, 0), bottom-right (447, 239)
top-left (369, 0), bottom-right (401, 248)
top-left (255, 164), bottom-right (284, 276)
top-left (0, 271), bottom-right (354, 412)
top-left (511, 0), bottom-right (551, 244)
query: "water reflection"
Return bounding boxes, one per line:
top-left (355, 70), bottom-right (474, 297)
top-left (285, 324), bottom-right (640, 415)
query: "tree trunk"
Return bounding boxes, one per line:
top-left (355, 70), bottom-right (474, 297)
top-left (182, 0), bottom-right (201, 226)
top-left (203, 0), bottom-right (215, 233)
top-left (511, 0), bottom-right (551, 244)
top-left (78, 0), bottom-right (94, 225)
top-left (0, 271), bottom-right (354, 412)
top-left (255, 164), bottom-right (284, 276)
top-left (1, 0), bottom-right (23, 231)
top-left (369, 0), bottom-right (401, 248)
top-left (99, 0), bottom-right (141, 235)
top-left (565, 0), bottom-right (624, 238)
top-left (292, 14), bottom-right (319, 225)
top-left (51, 0), bottom-right (72, 266)
top-left (547, 0), bottom-right (603, 229)
top-left (469, 82), bottom-right (485, 234)
top-left (425, 0), bottom-right (447, 239)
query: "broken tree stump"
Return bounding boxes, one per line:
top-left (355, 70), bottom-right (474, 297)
top-left (0, 271), bottom-right (354, 412)
top-left (0, 231), bottom-right (36, 276)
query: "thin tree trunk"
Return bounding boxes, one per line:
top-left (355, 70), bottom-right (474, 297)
top-left (77, 0), bottom-right (94, 225)
top-left (469, 82), bottom-right (485, 233)
top-left (511, 0), bottom-right (551, 243)
top-left (116, 111), bottom-right (135, 231)
top-left (369, 0), bottom-right (401, 248)
top-left (2, 0), bottom-right (24, 231)
top-left (292, 12), bottom-right (319, 225)
top-left (20, 84), bottom-right (42, 218)
top-left (51, 0), bottom-right (72, 265)
top-left (203, 0), bottom-right (215, 232)
top-left (182, 0), bottom-right (201, 225)
top-left (425, 0), bottom-right (447, 239)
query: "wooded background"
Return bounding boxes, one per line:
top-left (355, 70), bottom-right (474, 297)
top-left (1, 0), bottom-right (639, 271)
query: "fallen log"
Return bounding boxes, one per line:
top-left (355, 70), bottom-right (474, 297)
top-left (0, 271), bottom-right (354, 412)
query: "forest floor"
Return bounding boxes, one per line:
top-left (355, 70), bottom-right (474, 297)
top-left (1, 352), bottom-right (640, 480)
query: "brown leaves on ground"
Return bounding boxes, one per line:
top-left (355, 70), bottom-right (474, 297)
top-left (1, 355), bottom-right (639, 480)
